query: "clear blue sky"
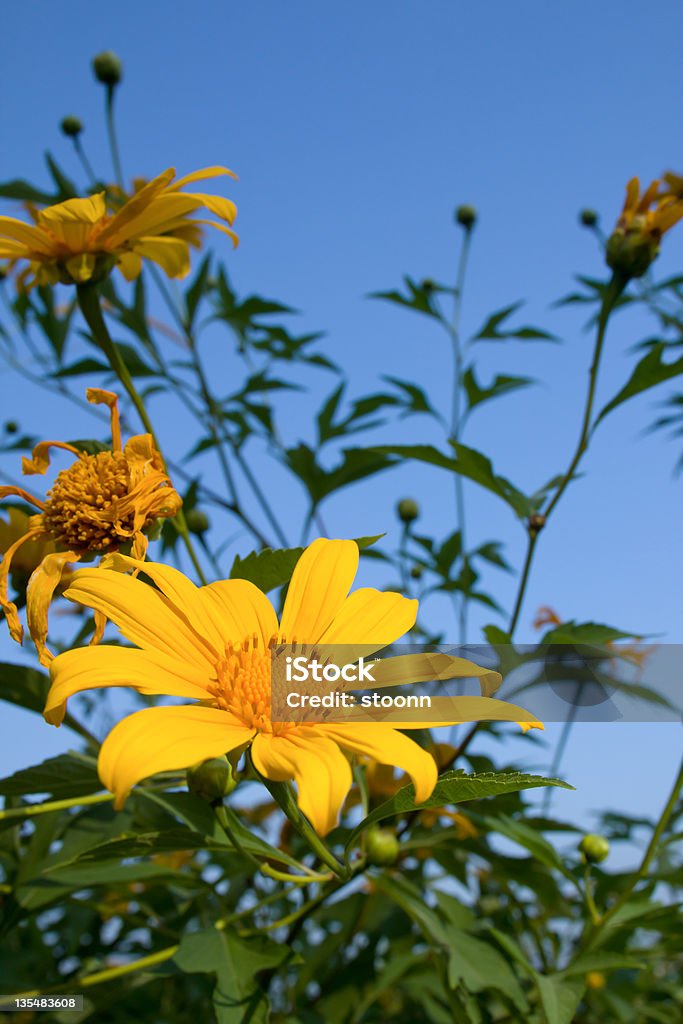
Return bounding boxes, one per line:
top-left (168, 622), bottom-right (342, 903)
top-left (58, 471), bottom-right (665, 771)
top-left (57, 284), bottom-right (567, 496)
top-left (1, 1), bottom-right (681, 865)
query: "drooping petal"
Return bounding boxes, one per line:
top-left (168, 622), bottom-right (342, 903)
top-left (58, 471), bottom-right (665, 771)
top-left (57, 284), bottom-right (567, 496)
top-left (368, 695), bottom-right (545, 732)
top-left (0, 485), bottom-right (46, 511)
top-left (0, 216), bottom-right (54, 254)
top-left (111, 194), bottom-right (202, 243)
top-left (22, 440), bottom-right (82, 476)
top-left (318, 588), bottom-right (418, 650)
top-left (45, 644), bottom-right (213, 725)
top-left (86, 389), bottom-right (122, 451)
top-left (279, 538), bottom-right (359, 643)
top-left (62, 567), bottom-right (217, 671)
top-left (26, 550), bottom-right (80, 666)
top-left (98, 705), bottom-right (253, 808)
top-left (0, 528), bottom-right (46, 643)
top-left (133, 237), bottom-right (190, 279)
top-left (185, 193), bottom-right (237, 225)
top-left (251, 729), bottom-right (353, 836)
top-left (318, 724), bottom-right (437, 805)
top-left (97, 169), bottom-right (176, 243)
top-left (201, 578), bottom-right (279, 649)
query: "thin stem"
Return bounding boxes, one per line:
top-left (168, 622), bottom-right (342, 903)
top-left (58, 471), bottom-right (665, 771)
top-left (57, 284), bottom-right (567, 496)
top-left (76, 283), bottom-right (208, 584)
top-left (105, 86), bottom-right (124, 190)
top-left (508, 531), bottom-right (539, 637)
top-left (449, 228), bottom-right (473, 644)
top-left (0, 791), bottom-right (113, 821)
top-left (8, 944), bottom-right (179, 999)
top-left (258, 772), bottom-right (346, 877)
top-left (72, 138), bottom-right (98, 187)
top-left (583, 865), bottom-right (601, 927)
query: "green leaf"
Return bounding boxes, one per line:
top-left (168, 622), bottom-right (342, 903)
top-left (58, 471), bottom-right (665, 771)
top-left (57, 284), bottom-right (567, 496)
top-left (174, 927), bottom-right (291, 1024)
top-left (284, 444), bottom-right (395, 504)
top-left (0, 752), bottom-right (101, 799)
top-left (44, 152), bottom-right (79, 201)
top-left (229, 535), bottom-right (384, 592)
top-left (463, 367), bottom-right (534, 412)
top-left (0, 178), bottom-right (56, 204)
top-left (52, 357), bottom-right (110, 378)
top-left (481, 814), bottom-right (572, 876)
top-left (540, 620), bottom-right (634, 645)
top-left (535, 975), bottom-right (586, 1024)
top-left (472, 301), bottom-right (556, 342)
top-left (595, 343), bottom-right (683, 426)
top-left (445, 928), bottom-right (528, 1010)
top-left (369, 276), bottom-right (442, 320)
top-left (347, 770), bottom-right (572, 849)
top-left (0, 662), bottom-right (50, 714)
top-left (561, 951), bottom-right (647, 978)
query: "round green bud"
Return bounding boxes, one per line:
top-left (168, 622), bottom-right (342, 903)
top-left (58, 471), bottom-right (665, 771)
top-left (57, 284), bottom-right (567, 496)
top-left (365, 827), bottom-right (400, 866)
top-left (60, 116), bottom-right (83, 138)
top-left (421, 278), bottom-right (436, 293)
top-left (92, 51), bottom-right (123, 87)
top-left (185, 509), bottom-right (210, 535)
top-left (410, 565), bottom-right (423, 580)
top-left (397, 498), bottom-right (420, 523)
top-left (455, 204), bottom-right (477, 230)
top-left (606, 229), bottom-right (659, 279)
top-left (579, 833), bottom-right (610, 864)
top-left (580, 208), bottom-right (598, 228)
top-left (186, 757), bottom-right (237, 803)
top-left (3, 420), bottom-right (18, 434)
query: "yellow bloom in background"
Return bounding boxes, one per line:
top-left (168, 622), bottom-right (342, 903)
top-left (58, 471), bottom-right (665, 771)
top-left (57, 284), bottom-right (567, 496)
top-left (0, 166), bottom-right (237, 288)
top-left (0, 388), bottom-right (181, 664)
top-left (45, 537), bottom-right (542, 836)
top-left (607, 174), bottom-right (683, 278)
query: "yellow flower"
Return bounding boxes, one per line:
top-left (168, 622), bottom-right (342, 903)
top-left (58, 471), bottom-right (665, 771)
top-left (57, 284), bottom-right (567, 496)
top-left (607, 175), bottom-right (683, 278)
top-left (44, 538), bottom-right (542, 835)
top-left (0, 388), bottom-right (181, 664)
top-left (0, 166), bottom-right (237, 288)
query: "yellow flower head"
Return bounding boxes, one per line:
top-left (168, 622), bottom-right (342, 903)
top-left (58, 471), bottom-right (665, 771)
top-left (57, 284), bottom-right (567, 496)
top-left (606, 175), bottom-right (683, 278)
top-left (0, 166), bottom-right (237, 288)
top-left (44, 538), bottom-right (542, 835)
top-left (0, 388), bottom-right (181, 664)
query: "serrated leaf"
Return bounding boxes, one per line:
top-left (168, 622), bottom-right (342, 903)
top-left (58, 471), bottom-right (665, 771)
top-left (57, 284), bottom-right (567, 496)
top-left (595, 343), bottom-right (683, 426)
top-left (540, 621), bottom-right (634, 645)
top-left (347, 770), bottom-right (572, 849)
top-left (472, 301), bottom-right (556, 342)
top-left (535, 975), bottom-right (586, 1024)
top-left (463, 367), bottom-right (534, 412)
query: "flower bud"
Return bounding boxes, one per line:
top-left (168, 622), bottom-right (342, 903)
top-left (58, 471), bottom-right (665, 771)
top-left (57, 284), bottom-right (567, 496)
top-left (586, 971), bottom-right (606, 990)
top-left (186, 756), bottom-right (237, 803)
top-left (421, 278), bottom-right (436, 293)
top-left (3, 421), bottom-right (18, 434)
top-left (580, 209), bottom-right (598, 228)
top-left (606, 228), bottom-right (659, 279)
top-left (185, 509), bottom-right (210, 535)
top-left (410, 565), bottom-right (423, 580)
top-left (455, 204), bottom-right (477, 230)
top-left (579, 833), bottom-right (610, 864)
top-left (397, 498), bottom-right (419, 524)
top-left (92, 51), bottom-right (123, 87)
top-left (60, 116), bottom-right (83, 138)
top-left (365, 827), bottom-right (400, 866)
top-left (528, 513), bottom-right (546, 535)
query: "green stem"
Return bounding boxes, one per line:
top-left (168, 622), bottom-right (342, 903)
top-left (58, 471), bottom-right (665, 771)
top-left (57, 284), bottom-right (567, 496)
top-left (73, 138), bottom-right (98, 187)
top-left (507, 531), bottom-right (539, 637)
top-left (259, 774), bottom-right (346, 877)
top-left (213, 803), bottom-right (329, 884)
top-left (582, 757), bottom-right (683, 948)
top-left (0, 791), bottom-right (113, 821)
top-left (583, 865), bottom-right (601, 926)
top-left (8, 944), bottom-right (179, 999)
top-left (105, 86), bottom-right (124, 190)
top-left (76, 283), bottom-right (208, 584)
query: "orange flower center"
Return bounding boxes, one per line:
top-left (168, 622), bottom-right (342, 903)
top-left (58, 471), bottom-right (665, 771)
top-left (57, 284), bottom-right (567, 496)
top-left (208, 636), bottom-right (298, 736)
top-left (43, 451), bottom-right (137, 551)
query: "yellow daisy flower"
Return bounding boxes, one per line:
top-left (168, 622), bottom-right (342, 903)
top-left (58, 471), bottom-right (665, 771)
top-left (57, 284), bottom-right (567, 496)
top-left (44, 538), bottom-right (542, 835)
top-left (0, 388), bottom-right (181, 664)
top-left (0, 166), bottom-right (237, 288)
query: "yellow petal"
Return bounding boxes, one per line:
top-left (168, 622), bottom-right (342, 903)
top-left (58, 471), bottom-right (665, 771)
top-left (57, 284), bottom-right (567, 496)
top-left (251, 729), bottom-right (352, 836)
top-left (0, 527), bottom-right (46, 643)
top-left (370, 652), bottom-right (502, 697)
top-left (65, 253), bottom-right (96, 282)
top-left (100, 553), bottom-right (224, 657)
top-left (172, 166), bottom-right (238, 189)
top-left (22, 440), bottom-right (82, 476)
top-left (26, 550), bottom-right (80, 666)
top-left (185, 193), bottom-right (237, 224)
top-left (319, 724), bottom-right (437, 805)
top-left (86, 389), bottom-right (122, 450)
top-left (279, 538), bottom-right (359, 643)
top-left (373, 695), bottom-right (545, 731)
top-left (116, 251), bottom-right (143, 281)
top-left (201, 578), bottom-right (279, 649)
top-left (98, 705), bottom-right (252, 808)
top-left (97, 169), bottom-right (176, 242)
top-left (318, 588), bottom-right (418, 649)
top-left (63, 567), bottom-right (217, 671)
top-left (192, 218), bottom-right (239, 247)
top-left (0, 216), bottom-right (54, 254)
top-left (109, 194), bottom-right (202, 243)
top-left (45, 644), bottom-right (213, 725)
top-left (133, 236), bottom-right (190, 279)
top-left (0, 485), bottom-right (46, 510)
top-left (37, 193), bottom-right (106, 227)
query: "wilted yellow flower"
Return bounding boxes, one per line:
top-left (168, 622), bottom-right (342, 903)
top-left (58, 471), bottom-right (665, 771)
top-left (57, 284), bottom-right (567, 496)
top-left (0, 507), bottom-right (60, 577)
top-left (606, 175), bottom-right (683, 278)
top-left (44, 538), bottom-right (542, 835)
top-left (0, 388), bottom-right (181, 664)
top-left (0, 166), bottom-right (237, 288)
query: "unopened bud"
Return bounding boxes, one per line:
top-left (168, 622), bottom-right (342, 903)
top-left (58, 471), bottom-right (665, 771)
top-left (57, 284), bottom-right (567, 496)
top-left (421, 278), bottom-right (436, 293)
top-left (579, 833), bottom-right (610, 864)
top-left (365, 827), bottom-right (400, 866)
top-left (410, 565), bottom-right (423, 580)
top-left (455, 204), bottom-right (477, 230)
top-left (185, 509), bottom-right (210, 535)
top-left (586, 971), bottom-right (606, 990)
top-left (3, 421), bottom-right (18, 434)
top-left (528, 513), bottom-right (546, 535)
top-left (92, 51), bottom-right (123, 87)
top-left (186, 757), bottom-right (237, 803)
top-left (580, 209), bottom-right (598, 228)
top-left (606, 228), bottom-right (659, 279)
top-left (397, 498), bottom-right (419, 524)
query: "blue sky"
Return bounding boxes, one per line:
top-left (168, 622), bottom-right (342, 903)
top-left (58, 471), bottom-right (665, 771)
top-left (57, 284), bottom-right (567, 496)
top-left (1, 1), bottom-right (681, 864)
